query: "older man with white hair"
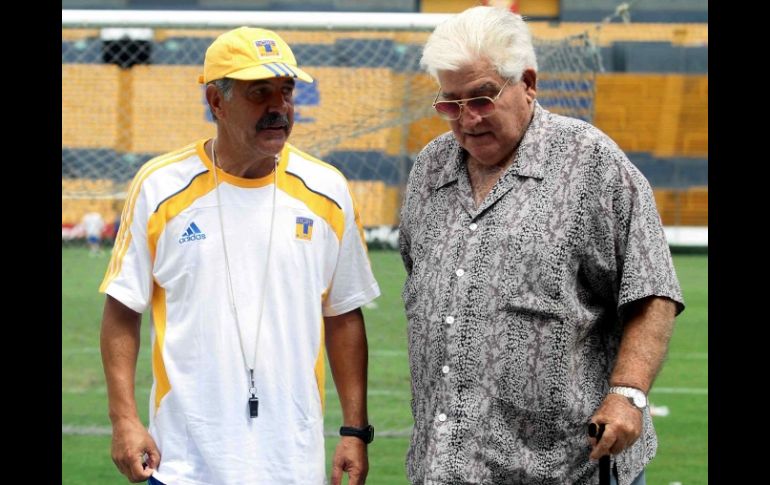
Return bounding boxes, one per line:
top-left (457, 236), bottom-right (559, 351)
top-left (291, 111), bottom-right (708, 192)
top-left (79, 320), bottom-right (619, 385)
top-left (399, 7), bottom-right (684, 485)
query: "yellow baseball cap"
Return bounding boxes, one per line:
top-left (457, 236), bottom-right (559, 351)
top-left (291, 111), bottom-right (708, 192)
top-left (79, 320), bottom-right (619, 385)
top-left (198, 27), bottom-right (313, 84)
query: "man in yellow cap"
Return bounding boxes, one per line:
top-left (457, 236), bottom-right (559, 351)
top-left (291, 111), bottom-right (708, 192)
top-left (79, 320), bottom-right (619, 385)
top-left (99, 27), bottom-right (380, 485)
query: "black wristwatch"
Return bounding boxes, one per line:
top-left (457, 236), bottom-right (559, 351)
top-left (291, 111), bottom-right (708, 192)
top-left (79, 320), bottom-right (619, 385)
top-left (339, 424), bottom-right (375, 444)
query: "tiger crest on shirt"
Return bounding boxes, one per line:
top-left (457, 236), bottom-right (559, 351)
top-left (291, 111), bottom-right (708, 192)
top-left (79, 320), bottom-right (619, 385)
top-left (295, 217), bottom-right (313, 241)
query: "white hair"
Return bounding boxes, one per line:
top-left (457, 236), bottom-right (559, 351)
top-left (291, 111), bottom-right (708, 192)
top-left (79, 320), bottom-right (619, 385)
top-left (420, 6), bottom-right (538, 82)
top-left (207, 78), bottom-right (235, 120)
top-left (210, 78), bottom-right (235, 100)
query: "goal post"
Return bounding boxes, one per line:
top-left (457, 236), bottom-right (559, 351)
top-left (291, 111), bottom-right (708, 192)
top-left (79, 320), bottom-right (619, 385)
top-left (62, 9), bottom-right (602, 232)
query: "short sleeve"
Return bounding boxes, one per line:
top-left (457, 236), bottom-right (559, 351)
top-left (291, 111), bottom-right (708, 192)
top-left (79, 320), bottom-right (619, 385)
top-left (99, 182), bottom-right (155, 314)
top-left (608, 155), bottom-right (685, 316)
top-left (322, 188), bottom-right (380, 317)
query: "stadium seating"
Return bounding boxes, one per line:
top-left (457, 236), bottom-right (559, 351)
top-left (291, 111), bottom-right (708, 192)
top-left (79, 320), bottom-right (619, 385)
top-left (131, 65), bottom-right (216, 153)
top-left (654, 186), bottom-right (708, 226)
top-left (349, 180), bottom-right (400, 227)
top-left (62, 17), bottom-right (708, 229)
top-left (62, 65), bottom-right (122, 149)
top-left (560, 0), bottom-right (708, 22)
top-left (594, 74), bottom-right (708, 157)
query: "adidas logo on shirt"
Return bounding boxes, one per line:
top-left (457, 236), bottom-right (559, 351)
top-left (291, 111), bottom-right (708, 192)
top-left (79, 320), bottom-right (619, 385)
top-left (179, 222), bottom-right (206, 244)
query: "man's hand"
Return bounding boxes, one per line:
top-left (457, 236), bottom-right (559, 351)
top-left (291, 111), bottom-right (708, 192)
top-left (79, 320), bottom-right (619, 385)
top-left (110, 417), bottom-right (161, 483)
top-left (330, 436), bottom-right (368, 485)
top-left (588, 393), bottom-right (643, 460)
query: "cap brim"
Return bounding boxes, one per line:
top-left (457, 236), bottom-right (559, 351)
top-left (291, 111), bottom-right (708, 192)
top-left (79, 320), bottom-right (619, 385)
top-left (227, 63), bottom-right (314, 83)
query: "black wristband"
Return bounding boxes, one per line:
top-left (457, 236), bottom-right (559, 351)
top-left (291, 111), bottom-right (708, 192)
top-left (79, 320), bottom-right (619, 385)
top-left (339, 424), bottom-right (374, 444)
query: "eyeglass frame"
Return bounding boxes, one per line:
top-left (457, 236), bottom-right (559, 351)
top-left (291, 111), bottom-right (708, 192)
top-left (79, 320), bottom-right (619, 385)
top-left (431, 77), bottom-right (513, 121)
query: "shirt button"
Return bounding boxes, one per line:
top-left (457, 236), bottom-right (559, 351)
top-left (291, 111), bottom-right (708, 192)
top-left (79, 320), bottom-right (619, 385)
top-left (469, 223), bottom-right (478, 231)
top-left (445, 316), bottom-right (455, 324)
top-left (437, 413), bottom-right (447, 422)
top-left (442, 365), bottom-right (450, 374)
top-left (455, 269), bottom-right (465, 277)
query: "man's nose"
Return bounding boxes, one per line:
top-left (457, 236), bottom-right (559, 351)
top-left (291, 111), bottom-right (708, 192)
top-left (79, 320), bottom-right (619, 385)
top-left (266, 90), bottom-right (289, 111)
top-left (457, 105), bottom-right (482, 126)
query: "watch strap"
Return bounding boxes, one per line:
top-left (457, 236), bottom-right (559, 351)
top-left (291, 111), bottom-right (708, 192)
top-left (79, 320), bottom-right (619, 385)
top-left (339, 425), bottom-right (374, 444)
top-left (608, 386), bottom-right (647, 409)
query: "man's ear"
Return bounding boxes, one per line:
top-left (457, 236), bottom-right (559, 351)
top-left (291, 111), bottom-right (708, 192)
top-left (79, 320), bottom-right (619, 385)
top-left (205, 83), bottom-right (224, 119)
top-left (522, 68), bottom-right (537, 99)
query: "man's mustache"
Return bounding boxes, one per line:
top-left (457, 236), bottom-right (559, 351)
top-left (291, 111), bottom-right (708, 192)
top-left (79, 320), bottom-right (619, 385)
top-left (256, 113), bottom-right (290, 131)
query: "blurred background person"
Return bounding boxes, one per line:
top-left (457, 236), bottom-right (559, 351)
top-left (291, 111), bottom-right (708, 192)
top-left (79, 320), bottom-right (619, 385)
top-left (81, 211), bottom-right (106, 256)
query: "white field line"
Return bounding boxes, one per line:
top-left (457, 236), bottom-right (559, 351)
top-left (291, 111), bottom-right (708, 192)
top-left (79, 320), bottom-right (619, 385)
top-left (62, 347), bottom-right (151, 356)
top-left (669, 352), bottom-right (708, 359)
top-left (61, 387), bottom-right (411, 397)
top-left (64, 349), bottom-right (705, 359)
top-left (62, 425), bottom-right (111, 435)
top-left (651, 387), bottom-right (708, 395)
top-left (370, 349), bottom-right (407, 357)
top-left (62, 424), bottom-right (413, 438)
top-left (63, 386), bottom-right (706, 397)
top-left (64, 386), bottom-right (107, 394)
top-left (63, 347), bottom-right (401, 357)
top-left (65, 389), bottom-right (705, 435)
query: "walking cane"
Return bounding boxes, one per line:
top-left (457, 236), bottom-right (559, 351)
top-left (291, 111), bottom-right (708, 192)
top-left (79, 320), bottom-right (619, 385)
top-left (588, 422), bottom-right (611, 485)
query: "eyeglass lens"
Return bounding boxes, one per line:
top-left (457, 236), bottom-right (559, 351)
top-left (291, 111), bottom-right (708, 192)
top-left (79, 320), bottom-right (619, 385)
top-left (434, 97), bottom-right (495, 119)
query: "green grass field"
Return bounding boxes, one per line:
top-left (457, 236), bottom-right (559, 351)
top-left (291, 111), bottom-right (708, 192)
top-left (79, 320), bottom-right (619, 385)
top-left (62, 246), bottom-right (707, 484)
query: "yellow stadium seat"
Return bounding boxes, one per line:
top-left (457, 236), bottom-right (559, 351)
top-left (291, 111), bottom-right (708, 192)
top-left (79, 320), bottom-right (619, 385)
top-left (348, 181), bottom-right (401, 227)
top-left (131, 65), bottom-right (216, 153)
top-left (595, 74), bottom-right (707, 156)
top-left (62, 65), bottom-right (122, 149)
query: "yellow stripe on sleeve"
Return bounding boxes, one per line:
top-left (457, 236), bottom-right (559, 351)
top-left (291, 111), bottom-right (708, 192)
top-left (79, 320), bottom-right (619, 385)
top-left (150, 283), bottom-right (172, 414)
top-left (315, 317), bottom-right (326, 412)
top-left (100, 142), bottom-right (199, 291)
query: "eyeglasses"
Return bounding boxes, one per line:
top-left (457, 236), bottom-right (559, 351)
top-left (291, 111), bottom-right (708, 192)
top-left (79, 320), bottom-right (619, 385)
top-left (432, 78), bottom-right (513, 121)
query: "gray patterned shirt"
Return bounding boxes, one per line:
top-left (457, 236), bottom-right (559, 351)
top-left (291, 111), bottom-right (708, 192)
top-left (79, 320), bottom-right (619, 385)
top-left (399, 101), bottom-right (684, 485)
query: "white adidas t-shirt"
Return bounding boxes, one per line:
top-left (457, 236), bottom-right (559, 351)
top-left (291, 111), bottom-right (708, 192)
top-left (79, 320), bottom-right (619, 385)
top-left (101, 139), bottom-right (380, 484)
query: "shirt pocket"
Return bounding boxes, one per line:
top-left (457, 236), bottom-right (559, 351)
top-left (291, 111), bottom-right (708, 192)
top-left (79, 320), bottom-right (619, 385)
top-left (483, 308), bottom-right (567, 413)
top-left (491, 233), bottom-right (574, 409)
top-left (498, 232), bottom-right (565, 318)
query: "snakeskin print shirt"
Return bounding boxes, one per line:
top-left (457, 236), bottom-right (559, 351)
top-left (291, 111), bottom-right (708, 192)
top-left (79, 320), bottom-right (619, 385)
top-left (398, 102), bottom-right (684, 485)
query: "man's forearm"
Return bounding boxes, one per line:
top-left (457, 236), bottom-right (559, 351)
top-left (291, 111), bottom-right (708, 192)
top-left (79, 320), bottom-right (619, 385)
top-left (325, 308), bottom-right (369, 427)
top-left (100, 295), bottom-right (143, 423)
top-left (610, 296), bottom-right (677, 392)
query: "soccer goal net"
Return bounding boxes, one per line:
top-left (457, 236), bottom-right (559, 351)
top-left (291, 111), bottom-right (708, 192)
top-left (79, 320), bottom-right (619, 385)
top-left (62, 9), bottom-right (602, 232)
